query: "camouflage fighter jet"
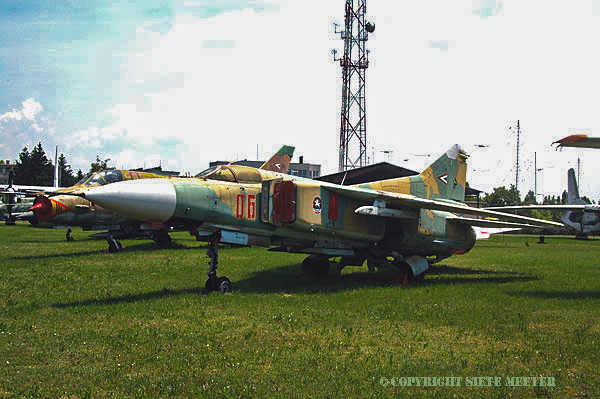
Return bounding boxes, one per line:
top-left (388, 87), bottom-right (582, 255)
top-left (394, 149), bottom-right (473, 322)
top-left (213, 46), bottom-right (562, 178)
top-left (26, 146), bottom-right (295, 251)
top-left (76, 145), bottom-right (560, 292)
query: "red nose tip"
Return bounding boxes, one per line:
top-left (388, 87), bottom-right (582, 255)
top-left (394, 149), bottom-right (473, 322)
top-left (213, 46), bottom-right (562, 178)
top-left (29, 202), bottom-right (46, 212)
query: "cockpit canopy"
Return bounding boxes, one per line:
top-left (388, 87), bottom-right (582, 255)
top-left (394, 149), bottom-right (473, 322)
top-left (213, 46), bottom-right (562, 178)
top-left (75, 170), bottom-right (125, 187)
top-left (194, 165), bottom-right (265, 183)
top-left (74, 170), bottom-right (163, 188)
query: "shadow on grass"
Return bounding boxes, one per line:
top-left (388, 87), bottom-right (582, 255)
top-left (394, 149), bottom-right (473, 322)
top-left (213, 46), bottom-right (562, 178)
top-left (8, 241), bottom-right (208, 261)
top-left (53, 287), bottom-right (204, 308)
top-left (506, 290), bottom-right (600, 300)
top-left (230, 263), bottom-right (538, 293)
top-left (50, 263), bottom-right (537, 308)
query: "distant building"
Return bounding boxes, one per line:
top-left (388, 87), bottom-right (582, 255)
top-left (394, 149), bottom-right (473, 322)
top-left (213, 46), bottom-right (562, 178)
top-left (209, 157), bottom-right (321, 179)
top-left (0, 161), bottom-right (16, 185)
top-left (130, 166), bottom-right (180, 177)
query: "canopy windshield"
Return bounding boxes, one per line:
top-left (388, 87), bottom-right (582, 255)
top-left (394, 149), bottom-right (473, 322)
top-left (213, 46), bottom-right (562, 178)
top-left (194, 166), bottom-right (236, 182)
top-left (75, 170), bottom-right (124, 187)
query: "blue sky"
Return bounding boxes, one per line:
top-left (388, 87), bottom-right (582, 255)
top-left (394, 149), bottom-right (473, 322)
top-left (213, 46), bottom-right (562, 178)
top-left (2, 0), bottom-right (600, 199)
top-left (0, 1), bottom-right (273, 167)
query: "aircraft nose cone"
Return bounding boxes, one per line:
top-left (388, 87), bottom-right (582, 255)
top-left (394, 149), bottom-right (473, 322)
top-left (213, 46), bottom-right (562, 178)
top-left (30, 196), bottom-right (53, 220)
top-left (83, 179), bottom-right (176, 223)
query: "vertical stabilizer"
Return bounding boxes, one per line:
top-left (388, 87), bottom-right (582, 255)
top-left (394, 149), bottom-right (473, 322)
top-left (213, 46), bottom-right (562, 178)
top-left (418, 145), bottom-right (468, 201)
top-left (259, 145), bottom-right (295, 174)
top-left (567, 168), bottom-right (586, 205)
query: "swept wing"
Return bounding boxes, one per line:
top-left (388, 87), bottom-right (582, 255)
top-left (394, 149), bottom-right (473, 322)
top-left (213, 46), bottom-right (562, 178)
top-left (326, 184), bottom-right (562, 228)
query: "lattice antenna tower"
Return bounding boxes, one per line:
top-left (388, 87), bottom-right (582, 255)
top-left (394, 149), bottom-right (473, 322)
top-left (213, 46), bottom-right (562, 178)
top-left (515, 120), bottom-right (521, 204)
top-left (332, 0), bottom-right (375, 171)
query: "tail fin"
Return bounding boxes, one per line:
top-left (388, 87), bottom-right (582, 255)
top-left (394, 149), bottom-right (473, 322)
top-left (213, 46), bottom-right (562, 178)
top-left (419, 145), bottom-right (468, 201)
top-left (259, 145), bottom-right (295, 174)
top-left (567, 168), bottom-right (586, 205)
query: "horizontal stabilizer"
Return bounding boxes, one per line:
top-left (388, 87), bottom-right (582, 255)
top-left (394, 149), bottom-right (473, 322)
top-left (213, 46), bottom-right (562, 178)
top-left (472, 226), bottom-right (521, 240)
top-left (486, 205), bottom-right (588, 212)
top-left (447, 215), bottom-right (539, 229)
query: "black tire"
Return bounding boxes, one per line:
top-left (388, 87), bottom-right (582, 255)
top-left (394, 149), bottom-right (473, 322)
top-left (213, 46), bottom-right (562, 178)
top-left (153, 232), bottom-right (172, 248)
top-left (314, 259), bottom-right (330, 277)
top-left (395, 261), bottom-right (417, 284)
top-left (216, 276), bottom-right (233, 294)
top-left (205, 278), bottom-right (216, 293)
top-left (108, 242), bottom-right (118, 253)
top-left (302, 256), bottom-right (330, 277)
top-left (108, 240), bottom-right (123, 253)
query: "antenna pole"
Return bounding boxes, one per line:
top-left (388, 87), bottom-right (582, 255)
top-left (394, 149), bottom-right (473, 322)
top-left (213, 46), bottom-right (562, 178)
top-left (577, 157), bottom-right (581, 187)
top-left (334, 0), bottom-right (374, 171)
top-left (54, 145), bottom-right (59, 188)
top-left (515, 120), bottom-right (520, 204)
top-left (534, 151), bottom-right (537, 202)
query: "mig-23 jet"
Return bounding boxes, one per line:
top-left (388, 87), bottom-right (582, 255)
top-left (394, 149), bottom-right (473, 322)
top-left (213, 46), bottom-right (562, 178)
top-left (23, 145), bottom-right (295, 251)
top-left (75, 145), bottom-right (560, 293)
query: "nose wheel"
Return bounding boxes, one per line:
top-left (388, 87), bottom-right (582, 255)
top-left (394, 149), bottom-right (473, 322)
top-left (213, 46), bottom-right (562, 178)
top-left (205, 276), bottom-right (232, 294)
top-left (107, 232), bottom-right (123, 253)
top-left (204, 232), bottom-right (232, 293)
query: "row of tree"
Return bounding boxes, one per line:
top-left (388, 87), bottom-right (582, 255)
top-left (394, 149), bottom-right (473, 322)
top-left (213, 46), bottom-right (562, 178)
top-left (482, 184), bottom-right (595, 224)
top-left (10, 142), bottom-right (113, 187)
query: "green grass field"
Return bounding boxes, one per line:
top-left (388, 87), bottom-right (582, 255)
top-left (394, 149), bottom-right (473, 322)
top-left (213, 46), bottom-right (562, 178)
top-left (0, 224), bottom-right (599, 398)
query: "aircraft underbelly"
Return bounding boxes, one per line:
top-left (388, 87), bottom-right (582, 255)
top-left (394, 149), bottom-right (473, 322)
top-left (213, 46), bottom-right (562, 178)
top-left (391, 211), bottom-right (476, 256)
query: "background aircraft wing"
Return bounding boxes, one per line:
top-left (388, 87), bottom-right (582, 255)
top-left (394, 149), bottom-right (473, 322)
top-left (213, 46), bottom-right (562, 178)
top-left (553, 134), bottom-right (600, 149)
top-left (0, 185), bottom-right (57, 194)
top-left (486, 205), bottom-right (588, 211)
top-left (327, 184), bottom-right (563, 228)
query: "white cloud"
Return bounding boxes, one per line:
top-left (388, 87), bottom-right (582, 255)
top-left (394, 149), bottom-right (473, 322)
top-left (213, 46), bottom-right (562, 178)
top-left (58, 1), bottom-right (600, 198)
top-left (0, 98), bottom-right (54, 163)
top-left (0, 98), bottom-right (43, 123)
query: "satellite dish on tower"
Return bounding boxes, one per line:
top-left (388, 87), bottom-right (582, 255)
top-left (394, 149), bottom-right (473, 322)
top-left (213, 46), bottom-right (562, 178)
top-left (366, 22), bottom-right (375, 33)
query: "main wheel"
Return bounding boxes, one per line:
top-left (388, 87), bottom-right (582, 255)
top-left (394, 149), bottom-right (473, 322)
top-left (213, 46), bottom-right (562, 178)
top-left (394, 261), bottom-right (416, 284)
top-left (153, 232), bottom-right (172, 248)
top-left (314, 258), bottom-right (330, 277)
top-left (216, 276), bottom-right (233, 293)
top-left (302, 256), bottom-right (330, 277)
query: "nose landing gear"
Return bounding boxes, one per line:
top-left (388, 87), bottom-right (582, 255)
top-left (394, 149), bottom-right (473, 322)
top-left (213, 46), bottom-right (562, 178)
top-left (204, 232), bottom-right (233, 294)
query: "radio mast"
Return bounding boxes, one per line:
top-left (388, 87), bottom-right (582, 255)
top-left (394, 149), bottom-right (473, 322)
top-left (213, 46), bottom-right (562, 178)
top-left (333, 0), bottom-right (375, 171)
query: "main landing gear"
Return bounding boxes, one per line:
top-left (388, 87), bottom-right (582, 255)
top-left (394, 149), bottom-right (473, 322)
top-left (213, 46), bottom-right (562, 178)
top-left (66, 228), bottom-right (75, 242)
top-left (301, 255), bottom-right (330, 277)
top-left (204, 232), bottom-right (232, 294)
top-left (151, 231), bottom-right (172, 248)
